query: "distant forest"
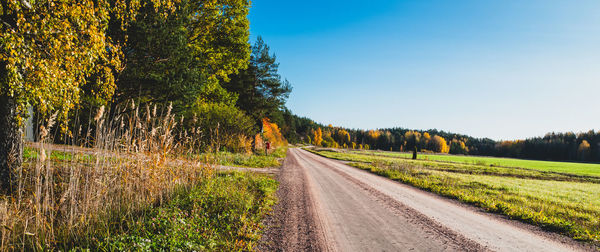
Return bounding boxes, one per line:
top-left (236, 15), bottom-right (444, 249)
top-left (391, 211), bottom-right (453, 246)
top-left (278, 115), bottom-right (600, 163)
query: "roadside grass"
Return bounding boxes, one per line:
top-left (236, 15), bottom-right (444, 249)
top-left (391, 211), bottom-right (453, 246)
top-left (23, 146), bottom-right (95, 163)
top-left (309, 148), bottom-right (600, 244)
top-left (349, 149), bottom-right (600, 177)
top-left (0, 103), bottom-right (282, 251)
top-left (10, 146), bottom-right (279, 251)
top-left (94, 172), bottom-right (278, 251)
top-left (23, 145), bottom-right (289, 169)
top-left (201, 147), bottom-right (288, 168)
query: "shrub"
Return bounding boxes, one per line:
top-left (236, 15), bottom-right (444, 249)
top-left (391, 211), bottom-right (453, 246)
top-left (185, 102), bottom-right (256, 152)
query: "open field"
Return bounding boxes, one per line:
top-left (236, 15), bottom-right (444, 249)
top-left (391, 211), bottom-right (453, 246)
top-left (308, 148), bottom-right (600, 244)
top-left (350, 150), bottom-right (600, 177)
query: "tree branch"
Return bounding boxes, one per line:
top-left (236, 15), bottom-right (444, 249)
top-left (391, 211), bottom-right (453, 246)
top-left (20, 0), bottom-right (31, 9)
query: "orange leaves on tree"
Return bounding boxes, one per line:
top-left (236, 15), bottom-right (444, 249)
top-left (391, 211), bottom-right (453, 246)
top-left (431, 135), bottom-right (449, 153)
top-left (578, 140), bottom-right (591, 160)
top-left (261, 118), bottom-right (287, 148)
top-left (313, 127), bottom-right (323, 146)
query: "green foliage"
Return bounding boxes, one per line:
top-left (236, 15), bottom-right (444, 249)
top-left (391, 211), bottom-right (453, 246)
top-left (449, 139), bottom-right (469, 155)
top-left (185, 102), bottom-right (256, 152)
top-left (200, 147), bottom-right (287, 168)
top-left (322, 133), bottom-right (338, 148)
top-left (110, 0), bottom-right (250, 111)
top-left (2, 0), bottom-right (108, 122)
top-left (110, 1), bottom-right (205, 111)
top-left (223, 37), bottom-right (292, 125)
top-left (0, 0), bottom-right (184, 120)
top-left (334, 129), bottom-right (351, 147)
top-left (95, 172), bottom-right (278, 251)
top-left (188, 0), bottom-right (251, 81)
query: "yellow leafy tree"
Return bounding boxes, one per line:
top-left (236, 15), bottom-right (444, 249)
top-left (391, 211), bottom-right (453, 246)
top-left (0, 0), bottom-right (181, 190)
top-left (262, 117), bottom-right (287, 149)
top-left (422, 132), bottom-right (431, 146)
top-left (578, 140), bottom-right (591, 161)
top-left (313, 127), bottom-right (323, 146)
top-left (404, 131), bottom-right (421, 151)
top-left (430, 135), bottom-right (449, 153)
top-left (366, 130), bottom-right (380, 147)
top-left (450, 139), bottom-right (469, 154)
top-left (335, 129), bottom-right (351, 147)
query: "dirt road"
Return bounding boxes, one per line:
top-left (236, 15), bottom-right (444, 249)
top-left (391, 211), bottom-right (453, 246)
top-left (259, 148), bottom-right (592, 251)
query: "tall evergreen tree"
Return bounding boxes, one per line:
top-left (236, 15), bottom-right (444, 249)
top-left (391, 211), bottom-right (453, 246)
top-left (224, 36), bottom-right (292, 125)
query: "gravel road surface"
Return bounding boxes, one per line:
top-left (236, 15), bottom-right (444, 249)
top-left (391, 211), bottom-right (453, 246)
top-left (259, 148), bottom-right (592, 251)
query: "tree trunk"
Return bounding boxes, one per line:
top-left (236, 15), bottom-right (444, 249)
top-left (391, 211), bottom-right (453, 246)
top-left (412, 146), bottom-right (418, 160)
top-left (0, 87), bottom-right (23, 194)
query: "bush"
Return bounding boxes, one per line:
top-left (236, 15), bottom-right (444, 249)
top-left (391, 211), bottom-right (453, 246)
top-left (186, 102), bottom-right (256, 152)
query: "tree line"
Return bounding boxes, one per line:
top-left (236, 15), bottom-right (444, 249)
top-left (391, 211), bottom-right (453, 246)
top-left (289, 121), bottom-right (600, 162)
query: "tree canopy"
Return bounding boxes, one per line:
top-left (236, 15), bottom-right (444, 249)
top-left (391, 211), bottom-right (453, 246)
top-left (223, 36), bottom-right (292, 124)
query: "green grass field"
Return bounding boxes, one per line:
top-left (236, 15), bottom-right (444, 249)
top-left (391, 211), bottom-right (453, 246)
top-left (309, 148), bottom-right (600, 244)
top-left (350, 150), bottom-right (600, 177)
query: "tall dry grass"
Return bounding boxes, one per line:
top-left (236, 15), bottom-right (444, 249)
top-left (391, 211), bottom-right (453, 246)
top-left (0, 101), bottom-right (210, 250)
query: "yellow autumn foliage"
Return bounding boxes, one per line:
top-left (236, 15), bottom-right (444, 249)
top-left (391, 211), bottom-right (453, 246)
top-left (262, 117), bottom-right (287, 148)
top-left (430, 135), bottom-right (449, 153)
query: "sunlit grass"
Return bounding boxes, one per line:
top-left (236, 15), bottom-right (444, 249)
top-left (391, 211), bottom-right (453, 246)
top-left (92, 172), bottom-right (278, 251)
top-left (198, 147), bottom-right (288, 168)
top-left (349, 149), bottom-right (600, 176)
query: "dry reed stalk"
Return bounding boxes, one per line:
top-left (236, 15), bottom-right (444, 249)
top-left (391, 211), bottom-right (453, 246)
top-left (0, 102), bottom-right (211, 250)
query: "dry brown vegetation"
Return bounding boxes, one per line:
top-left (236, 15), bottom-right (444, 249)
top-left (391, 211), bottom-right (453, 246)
top-left (0, 102), bottom-right (213, 250)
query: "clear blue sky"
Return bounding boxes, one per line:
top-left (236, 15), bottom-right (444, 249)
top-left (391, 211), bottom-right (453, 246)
top-left (248, 0), bottom-right (600, 140)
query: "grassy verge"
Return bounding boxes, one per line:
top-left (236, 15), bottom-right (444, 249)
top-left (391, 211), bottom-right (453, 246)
top-left (5, 104), bottom-right (282, 251)
top-left (5, 145), bottom-right (281, 251)
top-left (23, 145), bottom-right (289, 169)
top-left (90, 172), bottom-right (278, 251)
top-left (202, 147), bottom-right (288, 168)
top-left (309, 148), bottom-right (600, 244)
top-left (349, 149), bottom-right (600, 177)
